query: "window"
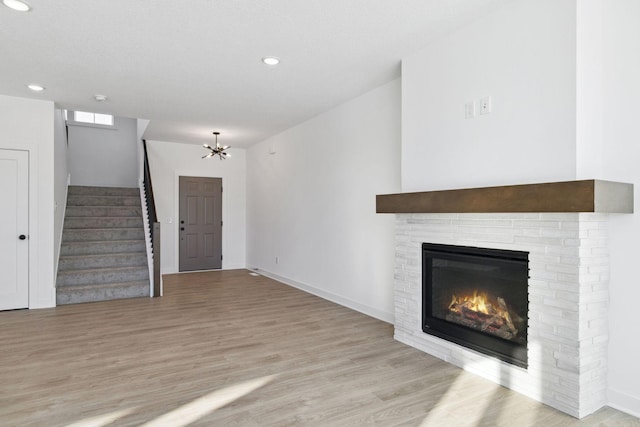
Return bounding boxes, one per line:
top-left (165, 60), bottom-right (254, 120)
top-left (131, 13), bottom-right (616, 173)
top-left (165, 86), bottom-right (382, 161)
top-left (71, 111), bottom-right (114, 126)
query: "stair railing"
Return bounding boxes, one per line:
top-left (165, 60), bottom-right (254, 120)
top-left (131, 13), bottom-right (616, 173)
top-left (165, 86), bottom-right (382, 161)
top-left (143, 140), bottom-right (161, 297)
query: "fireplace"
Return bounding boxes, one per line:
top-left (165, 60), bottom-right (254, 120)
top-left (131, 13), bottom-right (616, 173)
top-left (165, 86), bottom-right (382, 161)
top-left (380, 181), bottom-right (632, 417)
top-left (422, 243), bottom-right (529, 368)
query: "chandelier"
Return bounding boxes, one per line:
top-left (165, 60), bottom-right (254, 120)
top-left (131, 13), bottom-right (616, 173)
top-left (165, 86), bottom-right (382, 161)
top-left (202, 132), bottom-right (231, 160)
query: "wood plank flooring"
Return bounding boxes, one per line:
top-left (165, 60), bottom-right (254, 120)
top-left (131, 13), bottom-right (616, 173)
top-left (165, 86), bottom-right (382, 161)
top-left (1, 269), bottom-right (638, 426)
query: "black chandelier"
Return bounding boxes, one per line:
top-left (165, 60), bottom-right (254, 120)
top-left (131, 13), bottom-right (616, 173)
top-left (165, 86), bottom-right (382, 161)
top-left (202, 132), bottom-right (230, 160)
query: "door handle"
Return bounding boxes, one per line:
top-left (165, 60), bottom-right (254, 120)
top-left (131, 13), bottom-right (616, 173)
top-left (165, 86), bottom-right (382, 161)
top-left (19, 234), bottom-right (27, 240)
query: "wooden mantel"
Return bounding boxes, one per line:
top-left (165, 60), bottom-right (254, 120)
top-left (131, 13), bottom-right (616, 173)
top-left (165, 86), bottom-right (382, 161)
top-left (376, 180), bottom-right (634, 214)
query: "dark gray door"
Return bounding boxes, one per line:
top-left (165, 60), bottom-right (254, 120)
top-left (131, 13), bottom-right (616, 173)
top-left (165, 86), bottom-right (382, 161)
top-left (179, 176), bottom-right (222, 271)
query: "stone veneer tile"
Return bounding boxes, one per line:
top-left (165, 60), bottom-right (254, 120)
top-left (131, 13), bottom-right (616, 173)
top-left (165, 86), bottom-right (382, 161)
top-left (393, 213), bottom-right (609, 419)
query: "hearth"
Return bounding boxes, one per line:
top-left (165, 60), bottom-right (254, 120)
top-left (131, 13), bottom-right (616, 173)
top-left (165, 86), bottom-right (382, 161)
top-left (422, 243), bottom-right (529, 368)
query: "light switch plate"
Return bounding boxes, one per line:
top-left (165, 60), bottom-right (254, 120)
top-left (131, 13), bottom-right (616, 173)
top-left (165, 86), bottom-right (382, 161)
top-left (465, 101), bottom-right (476, 119)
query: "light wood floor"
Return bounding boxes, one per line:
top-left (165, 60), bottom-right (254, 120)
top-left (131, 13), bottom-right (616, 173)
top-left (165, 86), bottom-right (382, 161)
top-left (1, 270), bottom-right (638, 426)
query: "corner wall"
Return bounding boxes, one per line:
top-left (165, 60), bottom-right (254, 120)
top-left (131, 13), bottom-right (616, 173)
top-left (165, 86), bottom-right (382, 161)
top-left (0, 94), bottom-right (56, 308)
top-left (53, 108), bottom-right (69, 279)
top-left (601, 0), bottom-right (640, 416)
top-left (246, 79), bottom-right (401, 322)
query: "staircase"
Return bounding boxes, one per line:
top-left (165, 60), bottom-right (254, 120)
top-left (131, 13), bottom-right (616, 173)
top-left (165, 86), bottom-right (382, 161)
top-left (56, 186), bottom-right (150, 305)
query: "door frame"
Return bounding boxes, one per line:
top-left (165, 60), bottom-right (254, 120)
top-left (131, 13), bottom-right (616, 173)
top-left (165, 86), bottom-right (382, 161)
top-left (173, 172), bottom-right (224, 272)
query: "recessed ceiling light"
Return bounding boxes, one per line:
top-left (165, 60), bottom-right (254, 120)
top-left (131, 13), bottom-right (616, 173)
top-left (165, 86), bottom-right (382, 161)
top-left (3, 0), bottom-right (31, 12)
top-left (94, 94), bottom-right (108, 102)
top-left (27, 84), bottom-right (44, 92)
top-left (262, 56), bottom-right (280, 66)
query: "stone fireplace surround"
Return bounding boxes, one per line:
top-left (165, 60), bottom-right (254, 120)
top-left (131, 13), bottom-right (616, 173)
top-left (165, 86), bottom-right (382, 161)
top-left (377, 180), bottom-right (634, 419)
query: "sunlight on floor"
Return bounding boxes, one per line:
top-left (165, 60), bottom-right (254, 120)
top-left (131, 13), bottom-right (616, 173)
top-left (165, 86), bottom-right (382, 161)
top-left (65, 408), bottom-right (137, 427)
top-left (419, 373), bottom-right (495, 426)
top-left (140, 374), bottom-right (277, 427)
top-left (488, 392), bottom-right (546, 426)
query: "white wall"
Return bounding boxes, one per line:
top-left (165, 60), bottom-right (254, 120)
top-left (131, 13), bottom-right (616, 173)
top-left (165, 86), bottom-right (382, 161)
top-left (53, 108), bottom-right (69, 278)
top-left (146, 140), bottom-right (246, 273)
top-left (246, 79), bottom-right (401, 322)
top-left (401, 0), bottom-right (577, 192)
top-left (576, 0), bottom-right (604, 179)
top-left (400, 0), bottom-right (640, 416)
top-left (0, 94), bottom-right (55, 308)
top-left (601, 0), bottom-right (640, 417)
top-left (68, 116), bottom-right (138, 187)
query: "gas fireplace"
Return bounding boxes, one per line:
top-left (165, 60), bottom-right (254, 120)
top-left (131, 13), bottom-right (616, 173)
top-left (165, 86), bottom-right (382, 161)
top-left (422, 243), bottom-right (529, 368)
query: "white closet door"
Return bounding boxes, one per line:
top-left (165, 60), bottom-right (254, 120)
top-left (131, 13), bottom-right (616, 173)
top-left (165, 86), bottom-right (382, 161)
top-left (0, 149), bottom-right (29, 310)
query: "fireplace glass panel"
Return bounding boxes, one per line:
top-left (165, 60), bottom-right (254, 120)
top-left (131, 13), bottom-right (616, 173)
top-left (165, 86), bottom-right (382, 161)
top-left (423, 243), bottom-right (529, 368)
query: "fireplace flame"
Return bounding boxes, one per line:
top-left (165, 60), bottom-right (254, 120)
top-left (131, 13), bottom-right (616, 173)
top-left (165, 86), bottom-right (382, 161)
top-left (447, 290), bottom-right (518, 340)
top-left (449, 290), bottom-right (491, 314)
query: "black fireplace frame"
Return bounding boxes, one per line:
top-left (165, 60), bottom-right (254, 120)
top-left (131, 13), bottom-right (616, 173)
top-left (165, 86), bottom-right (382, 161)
top-left (422, 243), bottom-right (529, 368)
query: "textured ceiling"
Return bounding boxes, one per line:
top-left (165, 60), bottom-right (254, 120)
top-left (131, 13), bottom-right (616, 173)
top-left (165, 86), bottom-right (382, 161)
top-left (0, 0), bottom-right (510, 147)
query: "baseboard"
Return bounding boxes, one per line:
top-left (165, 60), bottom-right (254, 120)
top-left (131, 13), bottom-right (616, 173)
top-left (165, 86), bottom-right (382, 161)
top-left (223, 263), bottom-right (246, 271)
top-left (249, 267), bottom-right (394, 324)
top-left (162, 265), bottom-right (248, 275)
top-left (608, 387), bottom-right (640, 418)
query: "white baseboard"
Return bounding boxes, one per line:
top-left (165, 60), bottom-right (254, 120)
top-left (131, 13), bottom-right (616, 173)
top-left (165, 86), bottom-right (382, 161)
top-left (222, 263), bottom-right (246, 271)
top-left (608, 387), bottom-right (640, 418)
top-left (249, 266), bottom-right (394, 324)
top-left (162, 265), bottom-right (248, 275)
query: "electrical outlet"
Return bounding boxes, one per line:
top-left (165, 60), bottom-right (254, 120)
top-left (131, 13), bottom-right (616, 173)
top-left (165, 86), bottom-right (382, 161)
top-left (480, 96), bottom-right (492, 115)
top-left (465, 101), bottom-right (476, 119)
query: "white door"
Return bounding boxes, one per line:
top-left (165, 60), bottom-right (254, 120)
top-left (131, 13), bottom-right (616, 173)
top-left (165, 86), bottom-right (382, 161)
top-left (0, 149), bottom-right (29, 310)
